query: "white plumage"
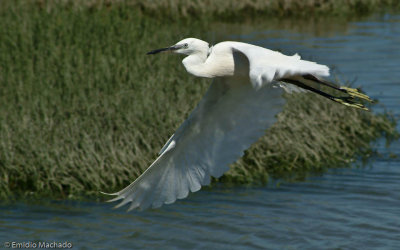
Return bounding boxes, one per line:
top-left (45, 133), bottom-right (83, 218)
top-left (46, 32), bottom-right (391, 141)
top-left (102, 38), bottom-right (370, 211)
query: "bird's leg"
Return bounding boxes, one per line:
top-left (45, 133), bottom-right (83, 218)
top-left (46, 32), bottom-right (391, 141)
top-left (279, 78), bottom-right (369, 111)
top-left (302, 74), bottom-right (373, 103)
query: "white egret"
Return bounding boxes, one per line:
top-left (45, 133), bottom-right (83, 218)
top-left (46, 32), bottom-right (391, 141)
top-left (102, 38), bottom-right (371, 211)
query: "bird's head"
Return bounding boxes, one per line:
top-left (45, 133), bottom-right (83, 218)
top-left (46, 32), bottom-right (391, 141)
top-left (147, 38), bottom-right (209, 56)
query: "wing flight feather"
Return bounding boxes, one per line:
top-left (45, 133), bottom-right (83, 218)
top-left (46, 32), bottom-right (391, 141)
top-left (105, 76), bottom-right (284, 210)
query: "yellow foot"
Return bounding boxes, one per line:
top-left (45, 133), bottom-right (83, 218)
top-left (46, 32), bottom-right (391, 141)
top-left (333, 97), bottom-right (369, 111)
top-left (339, 87), bottom-right (373, 103)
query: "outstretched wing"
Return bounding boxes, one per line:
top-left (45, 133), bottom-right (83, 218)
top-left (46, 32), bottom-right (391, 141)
top-left (228, 41), bottom-right (330, 89)
top-left (104, 77), bottom-right (284, 211)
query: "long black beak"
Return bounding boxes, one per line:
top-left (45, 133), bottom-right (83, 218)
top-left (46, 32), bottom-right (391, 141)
top-left (147, 47), bottom-right (171, 55)
top-left (147, 44), bottom-right (184, 55)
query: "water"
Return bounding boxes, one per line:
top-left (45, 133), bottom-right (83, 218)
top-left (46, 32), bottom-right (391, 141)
top-left (1, 14), bottom-right (400, 250)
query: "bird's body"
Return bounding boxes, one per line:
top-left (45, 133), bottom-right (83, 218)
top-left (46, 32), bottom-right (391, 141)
top-left (182, 40), bottom-right (329, 82)
top-left (103, 38), bottom-right (371, 211)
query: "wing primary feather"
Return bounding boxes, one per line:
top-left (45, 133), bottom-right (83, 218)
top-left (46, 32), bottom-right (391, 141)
top-left (102, 152), bottom-right (167, 206)
top-left (131, 161), bottom-right (172, 210)
top-left (159, 134), bottom-right (175, 155)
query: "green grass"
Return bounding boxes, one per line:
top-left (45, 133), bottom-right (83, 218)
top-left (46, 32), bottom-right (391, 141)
top-left (0, 2), bottom-right (397, 200)
top-left (19, 0), bottom-right (400, 20)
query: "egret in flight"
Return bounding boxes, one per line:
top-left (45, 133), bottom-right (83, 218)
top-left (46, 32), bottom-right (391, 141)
top-left (102, 38), bottom-right (371, 211)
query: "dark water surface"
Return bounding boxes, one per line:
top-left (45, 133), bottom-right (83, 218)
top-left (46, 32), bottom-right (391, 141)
top-left (1, 14), bottom-right (399, 250)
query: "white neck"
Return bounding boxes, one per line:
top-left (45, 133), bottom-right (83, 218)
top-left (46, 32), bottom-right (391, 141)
top-left (182, 47), bottom-right (236, 78)
top-left (182, 52), bottom-right (211, 78)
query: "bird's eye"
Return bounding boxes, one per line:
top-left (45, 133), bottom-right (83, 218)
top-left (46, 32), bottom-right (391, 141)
top-left (183, 43), bottom-right (188, 48)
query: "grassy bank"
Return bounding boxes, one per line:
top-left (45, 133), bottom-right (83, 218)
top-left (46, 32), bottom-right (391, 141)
top-left (0, 2), bottom-right (397, 200)
top-left (12, 0), bottom-right (400, 20)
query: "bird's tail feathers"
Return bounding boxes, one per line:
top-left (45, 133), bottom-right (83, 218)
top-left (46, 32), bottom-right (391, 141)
top-left (279, 74), bottom-right (372, 111)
